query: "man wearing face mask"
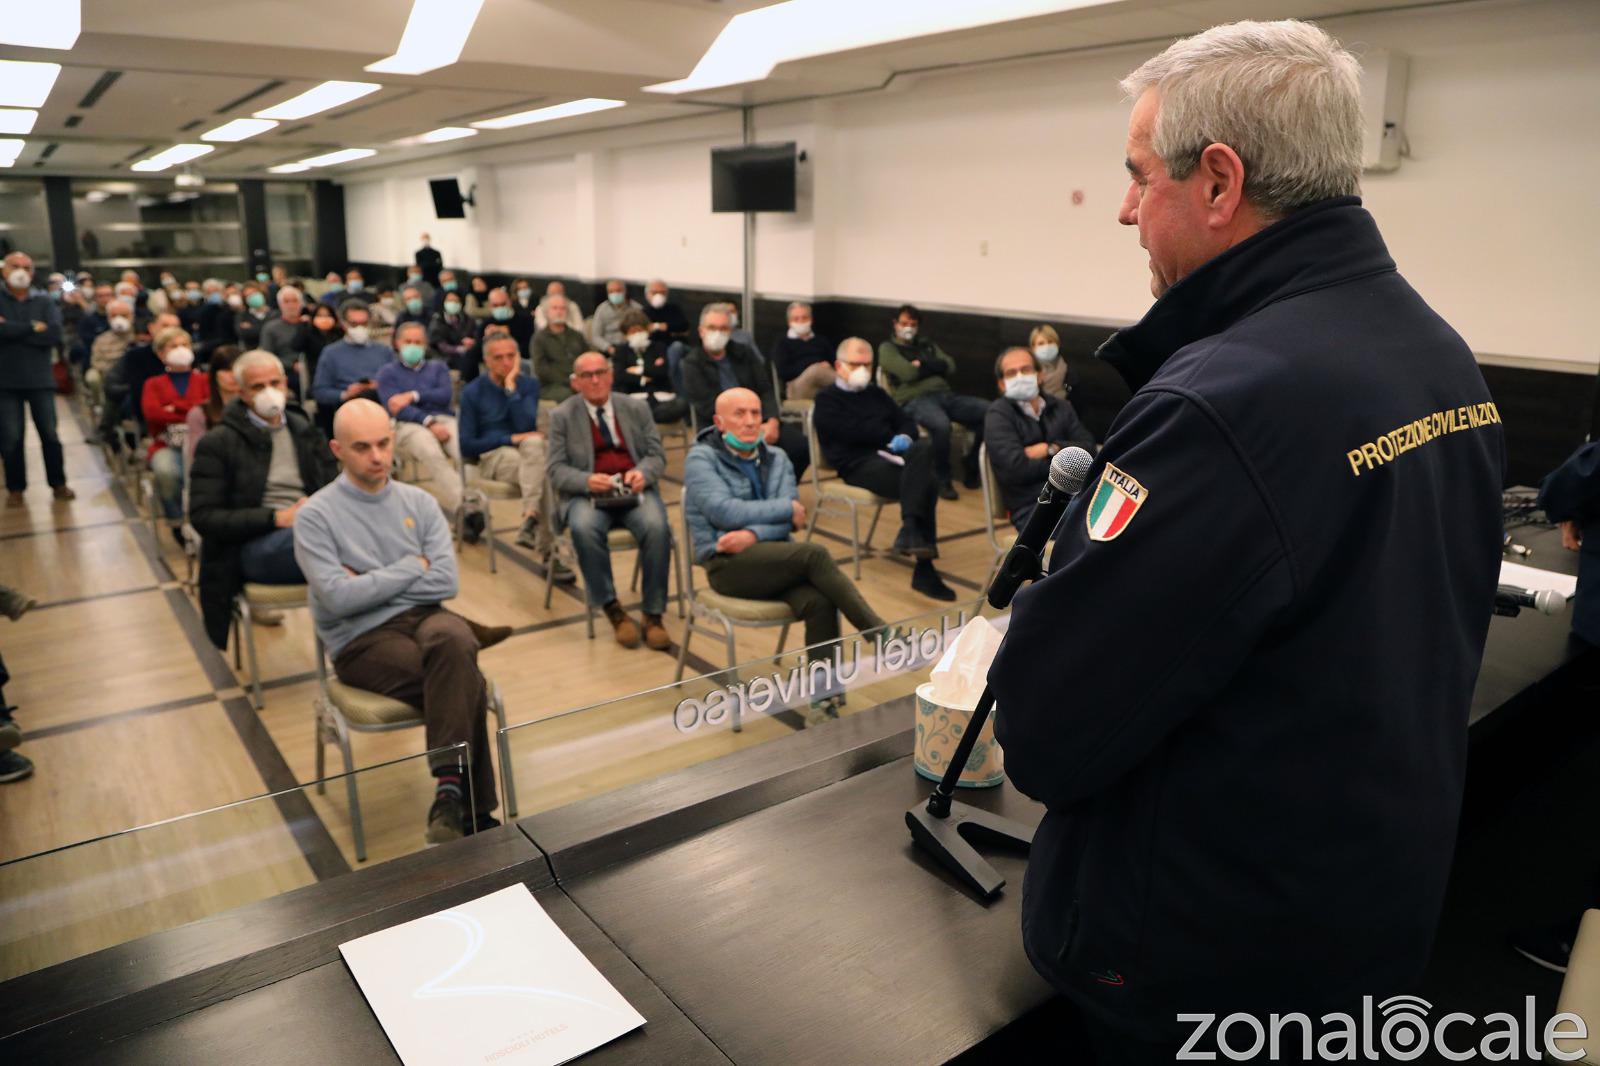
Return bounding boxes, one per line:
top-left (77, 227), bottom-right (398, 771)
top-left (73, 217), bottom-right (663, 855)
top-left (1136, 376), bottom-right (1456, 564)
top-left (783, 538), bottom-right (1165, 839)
top-left (378, 322), bottom-right (478, 541)
top-left (190, 349), bottom-right (337, 652)
top-left (197, 279), bottom-right (230, 344)
top-left (415, 233), bottom-right (443, 288)
top-left (428, 288), bottom-right (477, 372)
top-left (234, 283), bottom-right (273, 352)
top-left (142, 328), bottom-right (210, 534)
top-left (512, 279), bottom-right (534, 312)
top-left (812, 338), bottom-right (954, 601)
top-left (260, 286), bottom-right (311, 398)
top-left (535, 280), bottom-right (585, 335)
top-left (480, 286), bottom-right (533, 366)
top-left (984, 346), bottom-right (1096, 530)
top-left (312, 302), bottom-right (387, 436)
top-left (1028, 325), bottom-right (1069, 400)
top-left (318, 272), bottom-right (347, 310)
top-left (403, 265), bottom-right (437, 313)
top-left (396, 285), bottom-right (431, 333)
top-left (432, 270), bottom-right (463, 316)
top-left (589, 279), bottom-right (640, 354)
top-left (533, 294), bottom-right (591, 405)
top-left (878, 304), bottom-right (989, 501)
top-left (87, 298), bottom-right (135, 400)
top-left (610, 310), bottom-right (686, 424)
top-left (771, 301), bottom-right (835, 401)
top-left (682, 305), bottom-right (809, 478)
top-left (642, 279), bottom-right (689, 341)
top-left (0, 251), bottom-right (71, 504)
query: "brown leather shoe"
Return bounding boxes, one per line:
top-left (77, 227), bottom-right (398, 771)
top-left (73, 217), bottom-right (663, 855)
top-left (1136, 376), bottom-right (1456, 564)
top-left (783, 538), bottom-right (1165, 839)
top-left (52, 485), bottom-right (75, 501)
top-left (462, 615), bottom-right (513, 650)
top-left (604, 601), bottom-right (641, 649)
top-left (642, 613), bottom-right (671, 651)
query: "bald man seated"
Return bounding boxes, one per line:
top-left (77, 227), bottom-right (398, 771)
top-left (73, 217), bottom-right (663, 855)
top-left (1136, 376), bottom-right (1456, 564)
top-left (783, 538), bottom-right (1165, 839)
top-left (684, 388), bottom-right (889, 724)
top-left (293, 399), bottom-right (508, 844)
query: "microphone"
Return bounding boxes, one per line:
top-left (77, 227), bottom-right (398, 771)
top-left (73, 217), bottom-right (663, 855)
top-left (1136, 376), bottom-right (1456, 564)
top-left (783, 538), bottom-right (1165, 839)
top-left (987, 446), bottom-right (1095, 609)
top-left (1495, 584), bottom-right (1565, 616)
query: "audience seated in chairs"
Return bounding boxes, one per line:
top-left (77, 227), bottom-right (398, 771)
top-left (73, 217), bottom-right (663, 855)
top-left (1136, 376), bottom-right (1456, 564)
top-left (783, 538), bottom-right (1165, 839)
top-left (378, 321), bottom-right (478, 542)
top-left (86, 298), bottom-right (133, 405)
top-left (533, 294), bottom-right (590, 405)
top-left (643, 279), bottom-right (690, 342)
top-left (312, 299), bottom-right (387, 436)
top-left (485, 285), bottom-right (534, 363)
top-left (611, 309), bottom-right (687, 424)
top-left (547, 352), bottom-right (674, 650)
top-left (428, 289), bottom-right (477, 372)
top-left (233, 282), bottom-right (271, 352)
top-left (684, 387), bottom-right (887, 723)
top-left (772, 301), bottom-right (835, 401)
top-left (1029, 324), bottom-right (1069, 400)
top-left (812, 337), bottom-right (955, 601)
top-left (682, 304), bottom-right (809, 477)
top-left (878, 303), bottom-right (989, 500)
top-left (142, 327), bottom-right (209, 538)
top-left (984, 346), bottom-right (1097, 531)
top-left (458, 335), bottom-right (568, 577)
top-left (294, 398), bottom-right (504, 844)
top-left (259, 285), bottom-right (311, 397)
top-left (590, 278), bottom-right (641, 356)
top-left (189, 349), bottom-right (337, 649)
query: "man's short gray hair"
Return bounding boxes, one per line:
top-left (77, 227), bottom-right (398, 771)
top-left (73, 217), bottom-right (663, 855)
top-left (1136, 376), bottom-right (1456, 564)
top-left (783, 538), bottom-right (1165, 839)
top-left (276, 285), bottom-right (302, 307)
top-left (699, 302), bottom-right (732, 327)
top-left (787, 301), bottom-right (811, 317)
top-left (1120, 19), bottom-right (1362, 218)
top-left (233, 349), bottom-right (283, 382)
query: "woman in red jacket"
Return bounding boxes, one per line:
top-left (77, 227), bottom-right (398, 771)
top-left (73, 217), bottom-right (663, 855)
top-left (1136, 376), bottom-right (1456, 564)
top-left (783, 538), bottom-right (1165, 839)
top-left (141, 326), bottom-right (209, 529)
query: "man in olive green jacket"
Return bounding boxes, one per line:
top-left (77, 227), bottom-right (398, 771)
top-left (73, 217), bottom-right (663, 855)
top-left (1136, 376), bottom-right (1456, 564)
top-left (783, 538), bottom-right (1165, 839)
top-left (876, 303), bottom-right (987, 497)
top-left (533, 295), bottom-right (590, 404)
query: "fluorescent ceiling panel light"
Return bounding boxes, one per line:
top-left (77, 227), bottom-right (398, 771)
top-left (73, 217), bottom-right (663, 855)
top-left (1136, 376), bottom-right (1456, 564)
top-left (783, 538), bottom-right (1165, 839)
top-left (130, 143), bottom-right (214, 172)
top-left (0, 109), bottom-right (38, 135)
top-left (0, 60), bottom-right (62, 108)
top-left (0, 139), bottom-right (23, 168)
top-left (268, 162), bottom-right (312, 174)
top-left (202, 118), bottom-right (278, 142)
top-left (299, 148), bottom-right (377, 167)
top-left (395, 126), bottom-right (477, 146)
top-left (0, 3), bottom-right (80, 49)
top-left (365, 0), bottom-right (486, 75)
top-left (471, 98), bottom-right (624, 131)
top-left (254, 81), bottom-right (381, 121)
top-left (647, 0), bottom-right (1113, 94)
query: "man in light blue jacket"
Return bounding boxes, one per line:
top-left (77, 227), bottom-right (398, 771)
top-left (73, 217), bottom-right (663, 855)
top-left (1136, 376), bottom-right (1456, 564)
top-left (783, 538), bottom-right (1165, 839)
top-left (683, 388), bottom-right (887, 720)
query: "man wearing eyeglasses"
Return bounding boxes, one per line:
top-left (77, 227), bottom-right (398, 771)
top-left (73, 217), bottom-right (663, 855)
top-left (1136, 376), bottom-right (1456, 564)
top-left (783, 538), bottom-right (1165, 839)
top-left (546, 352), bottom-right (674, 650)
top-left (984, 346), bottom-right (1097, 530)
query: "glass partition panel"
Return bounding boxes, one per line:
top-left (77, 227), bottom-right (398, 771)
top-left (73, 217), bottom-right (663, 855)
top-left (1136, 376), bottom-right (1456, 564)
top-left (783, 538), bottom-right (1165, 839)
top-left (0, 743), bottom-right (470, 982)
top-left (0, 179), bottom-right (52, 270)
top-left (499, 600), bottom-right (992, 817)
top-left (265, 180), bottom-right (315, 277)
top-left (74, 179), bottom-right (244, 277)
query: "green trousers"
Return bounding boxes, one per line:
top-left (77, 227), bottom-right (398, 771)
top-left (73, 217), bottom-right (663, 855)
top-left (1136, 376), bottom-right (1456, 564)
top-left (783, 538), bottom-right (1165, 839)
top-left (703, 540), bottom-right (885, 653)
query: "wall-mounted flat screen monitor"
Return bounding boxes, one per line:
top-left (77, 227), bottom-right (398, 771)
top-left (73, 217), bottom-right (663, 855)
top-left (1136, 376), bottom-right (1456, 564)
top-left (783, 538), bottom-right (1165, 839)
top-left (429, 177), bottom-right (468, 219)
top-left (711, 142), bottom-right (796, 213)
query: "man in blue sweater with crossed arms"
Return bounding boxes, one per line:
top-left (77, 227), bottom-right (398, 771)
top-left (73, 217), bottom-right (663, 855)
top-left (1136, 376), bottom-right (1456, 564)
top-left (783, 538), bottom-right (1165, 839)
top-left (294, 398), bottom-right (500, 844)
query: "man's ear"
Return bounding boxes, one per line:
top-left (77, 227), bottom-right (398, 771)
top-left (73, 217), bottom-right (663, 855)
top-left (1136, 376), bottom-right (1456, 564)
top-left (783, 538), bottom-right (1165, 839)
top-left (1197, 142), bottom-right (1246, 226)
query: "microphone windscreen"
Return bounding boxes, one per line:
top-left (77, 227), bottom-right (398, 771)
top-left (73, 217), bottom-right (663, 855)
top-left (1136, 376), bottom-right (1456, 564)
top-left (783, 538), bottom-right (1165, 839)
top-left (1047, 446), bottom-right (1094, 495)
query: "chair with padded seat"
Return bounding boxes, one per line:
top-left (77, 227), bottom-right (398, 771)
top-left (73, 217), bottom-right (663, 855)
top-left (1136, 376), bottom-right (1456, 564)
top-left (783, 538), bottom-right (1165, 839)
top-left (232, 582), bottom-right (309, 709)
top-left (1550, 909), bottom-right (1600, 1064)
top-left (457, 450), bottom-right (518, 573)
top-left (312, 633), bottom-right (517, 862)
top-left (771, 358), bottom-right (811, 423)
top-left (801, 405), bottom-right (896, 579)
top-left (977, 443), bottom-right (1017, 592)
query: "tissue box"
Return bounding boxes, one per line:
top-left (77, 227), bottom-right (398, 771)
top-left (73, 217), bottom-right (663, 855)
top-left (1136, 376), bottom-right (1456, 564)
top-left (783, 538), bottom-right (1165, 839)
top-left (914, 681), bottom-right (1004, 788)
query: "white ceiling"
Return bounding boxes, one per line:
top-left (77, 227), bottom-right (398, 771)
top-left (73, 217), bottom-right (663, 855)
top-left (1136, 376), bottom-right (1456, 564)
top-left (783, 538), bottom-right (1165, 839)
top-left (0, 0), bottom-right (1457, 179)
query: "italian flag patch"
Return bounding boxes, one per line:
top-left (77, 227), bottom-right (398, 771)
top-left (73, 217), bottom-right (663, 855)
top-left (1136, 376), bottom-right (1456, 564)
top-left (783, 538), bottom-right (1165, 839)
top-left (1085, 462), bottom-right (1147, 542)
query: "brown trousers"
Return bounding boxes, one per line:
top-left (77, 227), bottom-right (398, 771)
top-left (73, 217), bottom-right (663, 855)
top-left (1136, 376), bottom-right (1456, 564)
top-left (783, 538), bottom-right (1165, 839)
top-left (332, 605), bottom-right (496, 814)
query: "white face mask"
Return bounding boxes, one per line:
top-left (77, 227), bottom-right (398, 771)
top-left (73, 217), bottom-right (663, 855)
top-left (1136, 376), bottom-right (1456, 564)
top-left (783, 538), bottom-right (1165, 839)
top-left (1034, 343), bottom-right (1060, 363)
top-left (6, 268), bottom-right (31, 290)
top-left (226, 294), bottom-right (243, 310)
top-left (109, 315), bottom-right (132, 333)
top-left (895, 325), bottom-right (916, 343)
top-left (702, 330), bottom-right (730, 353)
top-left (346, 325), bottom-right (370, 346)
top-left (648, 293), bottom-right (667, 309)
top-left (252, 386), bottom-right (287, 420)
top-left (165, 347), bottom-right (195, 370)
top-left (839, 366), bottom-right (871, 391)
top-left (788, 321), bottom-right (812, 340)
top-left (1004, 374), bottom-right (1039, 402)
top-left (627, 332), bottom-right (651, 353)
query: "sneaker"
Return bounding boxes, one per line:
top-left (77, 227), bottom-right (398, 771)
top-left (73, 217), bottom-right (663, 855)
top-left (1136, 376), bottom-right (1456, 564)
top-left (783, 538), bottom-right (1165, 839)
top-left (642, 613), bottom-right (672, 651)
top-left (1510, 918), bottom-right (1580, 973)
top-left (252, 608), bottom-right (284, 626)
top-left (937, 481), bottom-right (960, 501)
top-left (890, 530), bottom-right (937, 561)
top-left (0, 749), bottom-right (34, 783)
top-left (462, 510), bottom-right (486, 545)
top-left (425, 793), bottom-right (467, 845)
top-left (911, 563), bottom-right (957, 602)
top-left (52, 485), bottom-right (75, 502)
top-left (1, 587), bottom-right (37, 621)
top-left (549, 559), bottom-right (577, 584)
top-left (604, 601), bottom-right (641, 649)
top-left (516, 515), bottom-right (540, 549)
top-left (463, 616), bottom-right (513, 650)
top-left (0, 714), bottom-right (20, 752)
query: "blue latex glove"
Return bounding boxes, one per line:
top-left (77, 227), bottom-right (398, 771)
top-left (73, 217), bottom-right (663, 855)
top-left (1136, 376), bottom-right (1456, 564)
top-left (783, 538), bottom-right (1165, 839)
top-left (888, 433), bottom-right (912, 455)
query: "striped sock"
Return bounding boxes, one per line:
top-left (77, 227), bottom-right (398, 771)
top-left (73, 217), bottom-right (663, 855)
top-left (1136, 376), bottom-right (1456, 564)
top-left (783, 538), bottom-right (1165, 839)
top-left (434, 771), bottom-right (465, 804)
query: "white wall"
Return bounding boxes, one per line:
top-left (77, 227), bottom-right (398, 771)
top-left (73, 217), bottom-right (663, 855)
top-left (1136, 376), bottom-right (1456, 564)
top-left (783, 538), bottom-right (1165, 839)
top-left (338, 0), bottom-right (1599, 368)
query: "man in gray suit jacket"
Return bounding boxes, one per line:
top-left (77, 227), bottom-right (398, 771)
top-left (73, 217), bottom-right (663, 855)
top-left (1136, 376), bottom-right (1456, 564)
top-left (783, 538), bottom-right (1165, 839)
top-left (547, 351), bottom-right (673, 650)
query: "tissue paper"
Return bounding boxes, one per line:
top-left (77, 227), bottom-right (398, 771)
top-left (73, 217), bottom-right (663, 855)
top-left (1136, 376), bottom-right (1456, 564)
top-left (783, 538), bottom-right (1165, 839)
top-left (929, 616), bottom-right (1004, 711)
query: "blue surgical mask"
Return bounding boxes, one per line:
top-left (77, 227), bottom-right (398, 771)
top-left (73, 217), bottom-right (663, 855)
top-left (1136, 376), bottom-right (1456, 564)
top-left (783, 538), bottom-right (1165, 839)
top-left (1004, 374), bottom-right (1039, 402)
top-left (186, 288), bottom-right (202, 302)
top-left (406, 297), bottom-right (423, 314)
top-left (442, 280), bottom-right (457, 292)
top-left (444, 300), bottom-right (462, 315)
top-left (400, 343), bottom-right (426, 367)
top-left (255, 272), bottom-right (269, 283)
top-left (722, 431), bottom-right (758, 454)
top-left (347, 279), bottom-right (364, 293)
top-left (608, 291), bottom-right (624, 307)
top-left (491, 306), bottom-right (512, 321)
top-left (206, 292), bottom-right (223, 305)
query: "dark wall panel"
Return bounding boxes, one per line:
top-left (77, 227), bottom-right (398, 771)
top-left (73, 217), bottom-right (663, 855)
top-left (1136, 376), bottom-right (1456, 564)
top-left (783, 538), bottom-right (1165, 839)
top-left (312, 180), bottom-right (347, 278)
top-left (42, 177), bottom-right (77, 274)
top-left (239, 179), bottom-right (269, 277)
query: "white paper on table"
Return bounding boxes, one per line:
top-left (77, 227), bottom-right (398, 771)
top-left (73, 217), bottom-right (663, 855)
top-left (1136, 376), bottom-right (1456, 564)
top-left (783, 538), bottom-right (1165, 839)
top-left (340, 883), bottom-right (645, 1066)
top-left (1500, 560), bottom-right (1578, 600)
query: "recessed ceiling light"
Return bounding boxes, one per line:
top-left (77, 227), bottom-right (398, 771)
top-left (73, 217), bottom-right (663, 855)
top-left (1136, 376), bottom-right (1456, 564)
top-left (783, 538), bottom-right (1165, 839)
top-left (202, 118), bottom-right (279, 143)
top-left (130, 144), bottom-right (214, 173)
top-left (0, 4), bottom-right (80, 50)
top-left (0, 60), bottom-right (62, 109)
top-left (267, 163), bottom-right (312, 174)
top-left (0, 109), bottom-right (38, 135)
top-left (471, 98), bottom-right (625, 131)
top-left (254, 81), bottom-right (381, 121)
top-left (365, 0), bottom-right (486, 76)
top-left (299, 148), bottom-right (377, 167)
top-left (0, 139), bottom-right (24, 169)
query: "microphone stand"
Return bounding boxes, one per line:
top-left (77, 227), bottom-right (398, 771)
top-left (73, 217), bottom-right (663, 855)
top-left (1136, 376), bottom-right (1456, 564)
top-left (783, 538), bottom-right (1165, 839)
top-left (905, 537), bottom-right (1047, 902)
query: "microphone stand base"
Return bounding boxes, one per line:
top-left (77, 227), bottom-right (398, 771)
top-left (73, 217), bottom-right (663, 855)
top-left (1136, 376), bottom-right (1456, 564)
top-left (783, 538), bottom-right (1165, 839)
top-left (906, 801), bottom-right (1035, 902)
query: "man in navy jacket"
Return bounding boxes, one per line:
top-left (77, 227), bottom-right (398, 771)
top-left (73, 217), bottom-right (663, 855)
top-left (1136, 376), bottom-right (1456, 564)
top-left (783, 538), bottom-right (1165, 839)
top-left (988, 21), bottom-right (1505, 1054)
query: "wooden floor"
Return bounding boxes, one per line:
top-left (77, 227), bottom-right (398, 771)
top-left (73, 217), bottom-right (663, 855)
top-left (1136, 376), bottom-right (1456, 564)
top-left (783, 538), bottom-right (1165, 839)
top-left (0, 394), bottom-right (1004, 979)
